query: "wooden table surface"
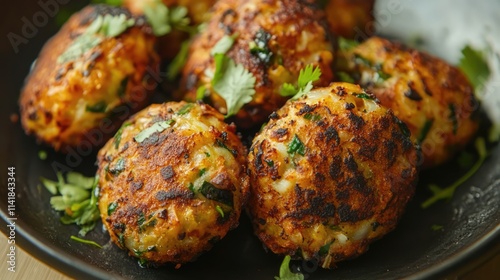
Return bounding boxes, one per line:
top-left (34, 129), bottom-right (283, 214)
top-left (1, 231), bottom-right (498, 280)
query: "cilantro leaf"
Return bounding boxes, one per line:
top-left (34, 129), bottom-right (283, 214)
top-left (134, 120), bottom-right (174, 143)
top-left (143, 1), bottom-right (190, 36)
top-left (211, 34), bottom-right (238, 56)
top-left (99, 14), bottom-right (135, 38)
top-left (275, 256), bottom-right (304, 280)
top-left (338, 37), bottom-right (360, 51)
top-left (167, 40), bottom-right (191, 80)
top-left (212, 53), bottom-right (256, 117)
top-left (280, 65), bottom-right (322, 100)
top-left (421, 137), bottom-right (488, 209)
top-left (297, 64), bottom-right (322, 89)
top-left (41, 172), bottom-right (101, 236)
top-left (58, 13), bottom-right (134, 64)
top-left (458, 45), bottom-right (491, 90)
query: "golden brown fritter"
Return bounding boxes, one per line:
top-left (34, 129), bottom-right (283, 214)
top-left (178, 0), bottom-right (336, 128)
top-left (19, 5), bottom-right (159, 152)
top-left (97, 101), bottom-right (249, 265)
top-left (247, 82), bottom-right (419, 268)
top-left (123, 0), bottom-right (217, 59)
top-left (321, 0), bottom-right (375, 39)
top-left (335, 36), bottom-right (480, 168)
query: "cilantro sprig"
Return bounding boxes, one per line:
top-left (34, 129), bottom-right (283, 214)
top-left (274, 256), bottom-right (304, 280)
top-left (458, 45), bottom-right (491, 91)
top-left (421, 137), bottom-right (488, 209)
top-left (280, 65), bottom-right (322, 100)
top-left (41, 172), bottom-right (100, 236)
top-left (143, 0), bottom-right (191, 36)
top-left (209, 35), bottom-right (256, 118)
top-left (212, 54), bottom-right (256, 117)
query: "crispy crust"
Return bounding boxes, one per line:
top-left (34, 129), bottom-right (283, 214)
top-left (18, 5), bottom-right (159, 152)
top-left (97, 101), bottom-right (249, 264)
top-left (335, 36), bottom-right (480, 168)
top-left (247, 82), bottom-right (419, 268)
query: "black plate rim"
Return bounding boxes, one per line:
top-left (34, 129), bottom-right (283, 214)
top-left (0, 212), bottom-right (113, 280)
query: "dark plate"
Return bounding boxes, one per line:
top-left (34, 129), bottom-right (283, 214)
top-left (1, 1), bottom-right (499, 279)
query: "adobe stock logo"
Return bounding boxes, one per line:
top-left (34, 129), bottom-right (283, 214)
top-left (7, 0), bottom-right (71, 54)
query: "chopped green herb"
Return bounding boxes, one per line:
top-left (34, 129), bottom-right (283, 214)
top-left (377, 69), bottom-right (391, 81)
top-left (167, 39), bottom-right (191, 80)
top-left (143, 1), bottom-right (190, 36)
top-left (114, 122), bottom-right (131, 149)
top-left (138, 258), bottom-right (149, 268)
top-left (329, 225), bottom-right (341, 231)
top-left (211, 53), bottom-right (256, 117)
top-left (133, 245), bottom-right (156, 257)
top-left (38, 150), bottom-right (47, 160)
top-left (265, 159), bottom-right (274, 167)
top-left (431, 224), bottom-right (443, 231)
top-left (204, 152), bottom-right (211, 158)
top-left (107, 201), bottom-right (118, 216)
top-left (66, 172), bottom-right (95, 189)
top-left (288, 135), bottom-right (306, 156)
top-left (249, 29), bottom-right (273, 65)
top-left (70, 235), bottom-right (102, 248)
top-left (117, 77), bottom-right (128, 97)
top-left (353, 92), bottom-right (375, 100)
top-left (58, 13), bottom-right (135, 64)
top-left (196, 85), bottom-right (207, 100)
top-left (215, 205), bottom-right (225, 218)
top-left (134, 120), bottom-right (174, 143)
top-left (338, 37), bottom-right (359, 51)
top-left (417, 119), bottom-right (434, 144)
top-left (303, 113), bottom-right (321, 122)
top-left (211, 33), bottom-right (238, 56)
top-left (138, 212), bottom-right (157, 232)
top-left (421, 137), bottom-right (488, 208)
top-left (198, 168), bottom-right (207, 177)
top-left (457, 151), bottom-right (475, 170)
top-left (280, 64), bottom-right (322, 100)
top-left (85, 101), bottom-right (107, 113)
top-left (274, 255), bottom-right (304, 280)
top-left (353, 54), bottom-right (373, 67)
top-left (40, 173), bottom-right (100, 236)
top-left (91, 0), bottom-right (122, 5)
top-left (318, 242), bottom-right (333, 256)
top-left (40, 176), bottom-right (58, 195)
top-left (176, 103), bottom-right (194, 115)
top-left (458, 45), bottom-right (491, 90)
top-left (57, 34), bottom-right (102, 64)
top-left (448, 104), bottom-right (458, 135)
top-left (199, 181), bottom-right (233, 207)
top-left (337, 71), bottom-right (355, 83)
top-left (109, 158), bottom-right (125, 175)
top-left (188, 182), bottom-right (195, 193)
top-left (118, 232), bottom-right (126, 248)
